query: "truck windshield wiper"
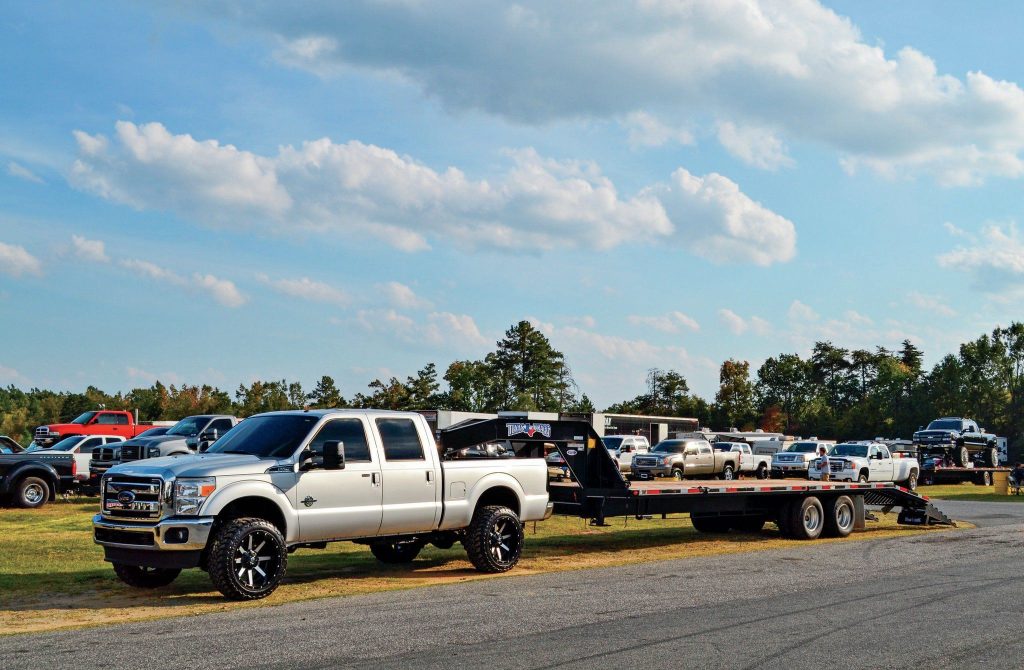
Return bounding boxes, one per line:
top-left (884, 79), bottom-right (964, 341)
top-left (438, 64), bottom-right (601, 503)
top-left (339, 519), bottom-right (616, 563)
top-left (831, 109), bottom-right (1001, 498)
top-left (218, 450), bottom-right (254, 455)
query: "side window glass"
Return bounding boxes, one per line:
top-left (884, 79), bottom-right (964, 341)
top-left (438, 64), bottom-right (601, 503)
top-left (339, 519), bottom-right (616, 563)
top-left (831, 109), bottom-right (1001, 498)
top-left (306, 419), bottom-right (373, 463)
top-left (376, 418), bottom-right (425, 461)
top-left (82, 437), bottom-right (103, 449)
top-left (210, 419), bottom-right (234, 433)
top-left (107, 437), bottom-right (124, 443)
top-left (96, 414), bottom-right (116, 425)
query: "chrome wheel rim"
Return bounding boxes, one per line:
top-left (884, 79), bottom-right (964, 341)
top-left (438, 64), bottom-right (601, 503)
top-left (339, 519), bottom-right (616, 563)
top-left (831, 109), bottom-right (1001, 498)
top-left (24, 483), bottom-right (44, 504)
top-left (836, 504), bottom-right (852, 530)
top-left (233, 530), bottom-right (279, 592)
top-left (723, 468), bottom-right (734, 481)
top-left (488, 518), bottom-right (515, 566)
top-left (673, 470), bottom-right (683, 480)
top-left (803, 506), bottom-right (821, 532)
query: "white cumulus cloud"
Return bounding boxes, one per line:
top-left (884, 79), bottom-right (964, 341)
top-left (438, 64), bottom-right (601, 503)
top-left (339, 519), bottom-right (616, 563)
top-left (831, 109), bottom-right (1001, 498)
top-left (716, 122), bottom-right (793, 170)
top-left (0, 242), bottom-right (43, 277)
top-left (71, 235), bottom-right (109, 263)
top-left (258, 275), bottom-right (350, 306)
top-left (190, 0), bottom-right (1024, 185)
top-left (378, 281), bottom-right (431, 309)
top-left (6, 161), bottom-right (44, 184)
top-left (70, 121), bottom-right (797, 265)
top-left (119, 258), bottom-right (246, 307)
top-left (937, 223), bottom-right (1024, 300)
top-left (627, 311), bottom-right (700, 333)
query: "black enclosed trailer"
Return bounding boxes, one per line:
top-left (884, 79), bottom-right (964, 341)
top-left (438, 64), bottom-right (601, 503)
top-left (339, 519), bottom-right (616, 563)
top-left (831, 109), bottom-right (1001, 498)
top-left (439, 417), bottom-right (954, 539)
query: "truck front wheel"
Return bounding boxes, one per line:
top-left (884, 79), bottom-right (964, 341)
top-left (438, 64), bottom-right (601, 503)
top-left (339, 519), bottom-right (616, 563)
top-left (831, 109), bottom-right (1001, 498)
top-left (985, 447), bottom-right (1000, 468)
top-left (371, 540), bottom-right (424, 563)
top-left (112, 563), bottom-right (181, 588)
top-left (14, 476), bottom-right (50, 508)
top-left (954, 446), bottom-right (970, 467)
top-left (464, 505), bottom-right (524, 573)
top-left (208, 518), bottom-right (287, 600)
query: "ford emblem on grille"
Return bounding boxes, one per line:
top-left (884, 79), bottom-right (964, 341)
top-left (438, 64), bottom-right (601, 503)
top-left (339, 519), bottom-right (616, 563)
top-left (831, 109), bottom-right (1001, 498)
top-left (117, 490), bottom-right (136, 505)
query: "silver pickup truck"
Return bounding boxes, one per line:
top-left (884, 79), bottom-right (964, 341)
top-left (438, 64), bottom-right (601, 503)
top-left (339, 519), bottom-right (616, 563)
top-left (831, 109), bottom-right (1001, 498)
top-left (93, 409), bottom-right (551, 600)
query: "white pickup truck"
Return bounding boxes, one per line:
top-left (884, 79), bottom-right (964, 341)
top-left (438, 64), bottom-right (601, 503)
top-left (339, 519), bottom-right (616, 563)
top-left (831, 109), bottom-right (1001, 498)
top-left (713, 441), bottom-right (771, 479)
top-left (809, 441), bottom-right (919, 491)
top-left (93, 410), bottom-right (551, 600)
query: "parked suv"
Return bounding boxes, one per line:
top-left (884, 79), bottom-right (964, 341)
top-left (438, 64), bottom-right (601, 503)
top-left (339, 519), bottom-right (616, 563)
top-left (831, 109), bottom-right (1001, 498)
top-left (771, 440), bottom-right (835, 478)
top-left (602, 435), bottom-right (650, 473)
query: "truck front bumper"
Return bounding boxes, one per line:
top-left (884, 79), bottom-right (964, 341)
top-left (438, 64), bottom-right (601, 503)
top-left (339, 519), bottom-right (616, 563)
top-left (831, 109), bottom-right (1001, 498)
top-left (631, 466), bottom-right (672, 479)
top-left (93, 514), bottom-right (214, 569)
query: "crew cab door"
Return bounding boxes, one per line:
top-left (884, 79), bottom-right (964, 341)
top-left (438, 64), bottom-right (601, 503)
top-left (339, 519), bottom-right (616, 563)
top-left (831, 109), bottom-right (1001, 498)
top-left (694, 444), bottom-right (714, 475)
top-left (869, 445), bottom-right (895, 482)
top-left (295, 416), bottom-right (383, 542)
top-left (373, 417), bottom-right (442, 535)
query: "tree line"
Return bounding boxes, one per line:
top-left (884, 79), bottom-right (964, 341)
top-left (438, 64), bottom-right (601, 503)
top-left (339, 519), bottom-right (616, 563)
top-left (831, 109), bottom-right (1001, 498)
top-left (2, 320), bottom-right (1023, 459)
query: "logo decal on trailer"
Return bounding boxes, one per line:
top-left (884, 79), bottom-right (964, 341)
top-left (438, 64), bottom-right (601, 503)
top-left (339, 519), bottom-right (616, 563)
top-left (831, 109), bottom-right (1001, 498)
top-left (507, 423), bottom-right (552, 438)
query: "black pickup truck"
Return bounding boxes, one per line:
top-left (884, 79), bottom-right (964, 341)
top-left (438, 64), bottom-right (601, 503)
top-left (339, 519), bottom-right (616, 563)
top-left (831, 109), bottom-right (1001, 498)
top-left (0, 451), bottom-right (78, 508)
top-left (913, 417), bottom-right (1000, 467)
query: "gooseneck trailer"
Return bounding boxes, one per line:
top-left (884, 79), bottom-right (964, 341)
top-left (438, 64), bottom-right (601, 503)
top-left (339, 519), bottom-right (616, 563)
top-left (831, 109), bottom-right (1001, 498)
top-left (439, 418), bottom-right (954, 539)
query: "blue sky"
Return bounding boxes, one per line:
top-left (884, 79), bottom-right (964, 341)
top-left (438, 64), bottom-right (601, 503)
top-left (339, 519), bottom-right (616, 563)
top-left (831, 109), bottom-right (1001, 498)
top-left (3, 1), bottom-right (1024, 408)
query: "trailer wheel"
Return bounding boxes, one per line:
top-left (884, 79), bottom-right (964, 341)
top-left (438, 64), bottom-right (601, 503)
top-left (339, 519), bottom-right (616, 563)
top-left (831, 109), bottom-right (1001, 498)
top-left (465, 505), bottom-right (523, 573)
top-left (788, 496), bottom-right (825, 540)
top-left (370, 540), bottom-right (424, 563)
top-left (823, 496), bottom-right (855, 538)
top-left (690, 514), bottom-right (730, 533)
top-left (208, 517), bottom-right (288, 601)
top-left (721, 464), bottom-right (735, 481)
top-left (985, 447), bottom-right (1000, 468)
top-left (953, 446), bottom-right (970, 467)
top-left (14, 476), bottom-right (50, 509)
top-left (977, 471), bottom-right (992, 486)
top-left (112, 563), bottom-right (181, 588)
top-left (671, 468), bottom-right (684, 480)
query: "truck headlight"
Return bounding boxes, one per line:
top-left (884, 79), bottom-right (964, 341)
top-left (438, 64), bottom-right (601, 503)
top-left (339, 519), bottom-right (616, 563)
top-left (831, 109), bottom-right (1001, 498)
top-left (663, 456), bottom-right (673, 465)
top-left (147, 447), bottom-right (161, 458)
top-left (174, 477), bottom-right (216, 515)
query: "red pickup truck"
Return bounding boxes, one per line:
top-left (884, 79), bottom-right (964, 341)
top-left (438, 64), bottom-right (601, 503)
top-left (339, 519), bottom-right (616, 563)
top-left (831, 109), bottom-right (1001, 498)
top-left (33, 410), bottom-right (163, 448)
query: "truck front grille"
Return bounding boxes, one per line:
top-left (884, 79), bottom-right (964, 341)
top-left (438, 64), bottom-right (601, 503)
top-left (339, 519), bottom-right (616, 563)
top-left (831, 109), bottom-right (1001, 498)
top-left (120, 444), bottom-right (143, 461)
top-left (634, 457), bottom-right (660, 467)
top-left (94, 447), bottom-right (116, 463)
top-left (103, 476), bottom-right (164, 520)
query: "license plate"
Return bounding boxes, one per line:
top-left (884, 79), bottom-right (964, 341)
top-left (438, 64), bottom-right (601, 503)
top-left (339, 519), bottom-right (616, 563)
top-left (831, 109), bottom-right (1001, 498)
top-left (640, 473), bottom-right (649, 480)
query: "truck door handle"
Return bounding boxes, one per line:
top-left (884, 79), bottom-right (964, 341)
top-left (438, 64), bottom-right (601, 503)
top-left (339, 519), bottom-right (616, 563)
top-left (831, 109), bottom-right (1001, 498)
top-left (426, 470), bottom-right (434, 483)
top-left (371, 472), bottom-right (381, 486)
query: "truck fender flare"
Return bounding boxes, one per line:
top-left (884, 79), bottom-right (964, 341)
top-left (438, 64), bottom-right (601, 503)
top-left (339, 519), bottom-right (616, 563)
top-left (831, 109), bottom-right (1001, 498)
top-left (466, 472), bottom-right (527, 518)
top-left (202, 480), bottom-right (299, 543)
top-left (0, 462), bottom-right (60, 497)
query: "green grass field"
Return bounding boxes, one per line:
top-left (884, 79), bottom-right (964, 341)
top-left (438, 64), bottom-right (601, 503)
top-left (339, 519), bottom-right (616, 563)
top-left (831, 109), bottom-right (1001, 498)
top-left (0, 495), bottom-right (957, 635)
top-left (921, 483), bottom-right (1024, 503)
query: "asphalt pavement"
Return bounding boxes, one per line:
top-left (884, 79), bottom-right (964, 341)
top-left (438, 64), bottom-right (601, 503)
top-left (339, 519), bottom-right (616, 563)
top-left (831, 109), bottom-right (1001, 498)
top-left (3, 500), bottom-right (1023, 670)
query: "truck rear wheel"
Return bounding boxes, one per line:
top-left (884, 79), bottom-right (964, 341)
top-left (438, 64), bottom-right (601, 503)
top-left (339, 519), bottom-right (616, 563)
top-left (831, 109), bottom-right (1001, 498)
top-left (112, 563), bottom-right (181, 588)
top-left (14, 476), bottom-right (49, 508)
top-left (985, 447), bottom-right (1000, 468)
top-left (370, 540), bottom-right (424, 563)
top-left (721, 464), bottom-right (735, 481)
top-left (464, 505), bottom-right (523, 573)
top-left (208, 518), bottom-right (287, 601)
top-left (755, 464), bottom-right (769, 480)
top-left (823, 496), bottom-right (854, 538)
top-left (954, 445), bottom-right (969, 467)
top-left (788, 496), bottom-right (825, 540)
top-left (904, 470), bottom-right (918, 492)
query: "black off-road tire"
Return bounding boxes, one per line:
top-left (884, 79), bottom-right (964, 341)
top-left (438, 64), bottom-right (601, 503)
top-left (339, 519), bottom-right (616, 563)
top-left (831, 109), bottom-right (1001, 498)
top-left (464, 506), bottom-right (524, 573)
top-left (14, 476), bottom-right (49, 509)
top-left (112, 563), bottom-right (181, 588)
top-left (986, 447), bottom-right (1000, 468)
top-left (756, 464), bottom-right (769, 480)
top-left (208, 518), bottom-right (287, 601)
top-left (823, 495), bottom-right (855, 538)
top-left (690, 513), bottom-right (731, 533)
top-left (788, 496), bottom-right (825, 540)
top-left (954, 445), bottom-right (970, 467)
top-left (370, 540), bottom-right (424, 564)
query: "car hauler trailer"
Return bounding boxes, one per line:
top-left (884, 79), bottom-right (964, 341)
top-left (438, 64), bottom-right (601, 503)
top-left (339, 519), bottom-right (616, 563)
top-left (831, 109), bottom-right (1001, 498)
top-left (919, 464), bottom-right (1011, 486)
top-left (439, 418), bottom-right (954, 538)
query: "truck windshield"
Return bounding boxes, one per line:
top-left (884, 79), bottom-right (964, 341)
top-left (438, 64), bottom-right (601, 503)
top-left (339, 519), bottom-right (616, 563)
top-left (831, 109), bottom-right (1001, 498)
top-left (165, 417), bottom-right (209, 437)
top-left (70, 412), bottom-right (97, 425)
top-left (786, 443), bottom-right (821, 454)
top-left (652, 441), bottom-right (686, 453)
top-left (603, 437), bottom-right (624, 450)
top-left (47, 436), bottom-right (86, 451)
top-left (205, 415), bottom-right (320, 458)
top-left (830, 444), bottom-right (868, 457)
top-left (927, 420), bottom-right (964, 431)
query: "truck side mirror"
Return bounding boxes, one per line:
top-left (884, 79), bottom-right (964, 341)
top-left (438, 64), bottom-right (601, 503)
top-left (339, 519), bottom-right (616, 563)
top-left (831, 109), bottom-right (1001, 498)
top-left (198, 430), bottom-right (219, 453)
top-left (323, 440), bottom-right (345, 470)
